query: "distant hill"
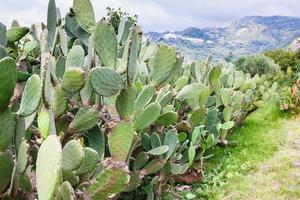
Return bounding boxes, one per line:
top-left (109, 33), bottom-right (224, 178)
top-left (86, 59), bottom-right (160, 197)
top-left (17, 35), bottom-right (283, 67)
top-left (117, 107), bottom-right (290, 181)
top-left (145, 16), bottom-right (300, 61)
top-left (287, 37), bottom-right (300, 51)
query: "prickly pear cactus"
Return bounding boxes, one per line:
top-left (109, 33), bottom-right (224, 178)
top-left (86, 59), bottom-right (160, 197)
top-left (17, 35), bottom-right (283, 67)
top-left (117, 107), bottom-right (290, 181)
top-left (0, 57), bottom-right (17, 113)
top-left (0, 0), bottom-right (267, 198)
top-left (36, 135), bottom-right (62, 200)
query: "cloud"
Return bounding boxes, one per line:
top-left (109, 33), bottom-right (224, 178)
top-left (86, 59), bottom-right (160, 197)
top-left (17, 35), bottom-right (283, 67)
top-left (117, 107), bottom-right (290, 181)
top-left (0, 0), bottom-right (300, 32)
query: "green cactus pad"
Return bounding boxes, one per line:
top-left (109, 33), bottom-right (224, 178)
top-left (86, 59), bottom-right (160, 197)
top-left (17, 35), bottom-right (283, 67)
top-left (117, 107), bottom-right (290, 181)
top-left (76, 147), bottom-right (99, 175)
top-left (73, 0), bottom-right (95, 33)
top-left (6, 26), bottom-right (29, 42)
top-left (59, 181), bottom-right (76, 200)
top-left (134, 85), bottom-right (156, 112)
top-left (16, 140), bottom-right (29, 174)
top-left (190, 106), bottom-right (206, 127)
top-left (87, 162), bottom-right (129, 200)
top-left (134, 102), bottom-right (161, 131)
top-left (90, 67), bottom-right (123, 97)
top-left (222, 121), bottom-right (235, 130)
top-left (209, 65), bottom-right (221, 86)
top-left (150, 44), bottom-right (177, 86)
top-left (0, 23), bottom-right (6, 46)
top-left (127, 27), bottom-right (140, 84)
top-left (155, 111), bottom-right (178, 126)
top-left (62, 171), bottom-right (80, 187)
top-left (62, 140), bottom-right (84, 171)
top-left (0, 57), bottom-right (17, 113)
top-left (86, 126), bottom-right (105, 160)
top-left (150, 132), bottom-right (161, 148)
top-left (65, 45), bottom-right (85, 69)
top-left (69, 107), bottom-right (99, 133)
top-left (158, 91), bottom-right (175, 108)
top-left (47, 0), bottom-right (56, 49)
top-left (147, 145), bottom-right (169, 156)
top-left (108, 122), bottom-right (136, 162)
top-left (52, 84), bottom-right (68, 118)
top-left (163, 130), bottom-right (178, 159)
top-left (206, 109), bottom-right (220, 134)
top-left (175, 76), bottom-right (188, 91)
top-left (38, 111), bottom-right (50, 139)
top-left (133, 152), bottom-right (149, 170)
top-left (220, 88), bottom-right (232, 107)
top-left (94, 20), bottom-right (117, 68)
top-left (80, 76), bottom-right (94, 106)
top-left (0, 109), bottom-right (14, 151)
top-left (117, 17), bottom-right (135, 45)
top-left (141, 133), bottom-right (151, 151)
top-left (199, 86), bottom-right (211, 106)
top-left (171, 163), bottom-right (182, 175)
top-left (17, 74), bottom-right (42, 117)
top-left (223, 106), bottom-right (233, 122)
top-left (141, 159), bottom-right (165, 175)
top-left (0, 151), bottom-right (13, 193)
top-left (177, 83), bottom-right (205, 100)
top-left (176, 121), bottom-right (192, 133)
top-left (61, 68), bottom-right (85, 92)
top-left (116, 86), bottom-right (137, 120)
top-left (36, 135), bottom-right (62, 200)
top-left (0, 45), bottom-right (8, 59)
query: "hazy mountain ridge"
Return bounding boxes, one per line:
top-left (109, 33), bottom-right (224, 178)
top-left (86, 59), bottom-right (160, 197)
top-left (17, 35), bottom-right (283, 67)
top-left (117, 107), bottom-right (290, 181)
top-left (145, 16), bottom-right (300, 60)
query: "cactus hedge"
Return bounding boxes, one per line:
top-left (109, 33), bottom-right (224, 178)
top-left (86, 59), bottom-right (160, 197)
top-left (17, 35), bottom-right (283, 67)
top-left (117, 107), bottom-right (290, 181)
top-left (0, 0), bottom-right (277, 199)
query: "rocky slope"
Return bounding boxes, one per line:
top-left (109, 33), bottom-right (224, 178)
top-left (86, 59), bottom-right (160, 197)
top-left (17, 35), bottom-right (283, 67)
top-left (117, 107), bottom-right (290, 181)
top-left (145, 16), bottom-right (300, 60)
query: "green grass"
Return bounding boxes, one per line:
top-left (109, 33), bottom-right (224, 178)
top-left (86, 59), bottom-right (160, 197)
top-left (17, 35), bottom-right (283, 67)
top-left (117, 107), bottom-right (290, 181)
top-left (171, 103), bottom-right (295, 200)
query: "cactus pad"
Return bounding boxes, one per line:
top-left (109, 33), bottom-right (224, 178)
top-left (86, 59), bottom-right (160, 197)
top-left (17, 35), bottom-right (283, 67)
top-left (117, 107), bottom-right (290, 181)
top-left (94, 20), bottom-right (117, 68)
top-left (36, 135), bottom-right (62, 200)
top-left (59, 181), bottom-right (76, 200)
top-left (150, 44), bottom-right (176, 86)
top-left (73, 0), bottom-right (95, 33)
top-left (134, 102), bottom-right (161, 131)
top-left (76, 147), bottom-right (99, 175)
top-left (0, 151), bottom-right (13, 193)
top-left (69, 107), bottom-right (99, 133)
top-left (0, 109), bottom-right (14, 151)
top-left (134, 85), bottom-right (156, 112)
top-left (61, 68), bottom-right (85, 92)
top-left (108, 122), bottom-right (136, 162)
top-left (18, 74), bottom-right (42, 117)
top-left (0, 57), bottom-right (17, 113)
top-left (62, 140), bottom-right (84, 171)
top-left (65, 45), bottom-right (85, 69)
top-left (90, 67), bottom-right (123, 97)
top-left (116, 86), bottom-right (137, 120)
top-left (87, 160), bottom-right (129, 200)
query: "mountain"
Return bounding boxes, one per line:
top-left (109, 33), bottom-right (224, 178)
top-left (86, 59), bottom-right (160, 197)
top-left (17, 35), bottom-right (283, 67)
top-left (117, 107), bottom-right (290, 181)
top-left (287, 37), bottom-right (300, 51)
top-left (145, 16), bottom-right (300, 61)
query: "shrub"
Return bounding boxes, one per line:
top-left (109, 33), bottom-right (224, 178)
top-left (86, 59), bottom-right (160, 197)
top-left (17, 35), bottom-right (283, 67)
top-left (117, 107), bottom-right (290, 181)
top-left (235, 55), bottom-right (278, 77)
top-left (264, 48), bottom-right (300, 73)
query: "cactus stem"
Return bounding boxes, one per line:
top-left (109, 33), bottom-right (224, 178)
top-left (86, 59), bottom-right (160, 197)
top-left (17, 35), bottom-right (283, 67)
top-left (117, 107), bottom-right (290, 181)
top-left (7, 158), bottom-right (17, 196)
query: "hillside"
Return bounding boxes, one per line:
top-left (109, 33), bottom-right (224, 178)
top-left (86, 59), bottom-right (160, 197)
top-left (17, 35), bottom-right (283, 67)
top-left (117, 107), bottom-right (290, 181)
top-left (145, 16), bottom-right (300, 60)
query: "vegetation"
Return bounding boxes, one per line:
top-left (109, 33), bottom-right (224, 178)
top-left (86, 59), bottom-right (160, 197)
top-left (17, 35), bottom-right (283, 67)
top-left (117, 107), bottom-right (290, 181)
top-left (235, 55), bottom-right (278, 77)
top-left (0, 0), bottom-right (297, 200)
top-left (173, 103), bottom-right (300, 199)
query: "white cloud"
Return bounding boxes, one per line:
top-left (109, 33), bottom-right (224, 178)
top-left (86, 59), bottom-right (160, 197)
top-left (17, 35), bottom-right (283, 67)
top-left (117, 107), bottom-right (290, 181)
top-left (0, 0), bottom-right (300, 32)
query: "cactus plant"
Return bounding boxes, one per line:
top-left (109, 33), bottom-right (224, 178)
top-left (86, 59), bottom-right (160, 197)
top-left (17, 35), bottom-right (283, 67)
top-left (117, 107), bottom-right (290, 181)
top-left (0, 0), bottom-right (269, 198)
top-left (0, 57), bottom-right (17, 113)
top-left (36, 135), bottom-right (62, 200)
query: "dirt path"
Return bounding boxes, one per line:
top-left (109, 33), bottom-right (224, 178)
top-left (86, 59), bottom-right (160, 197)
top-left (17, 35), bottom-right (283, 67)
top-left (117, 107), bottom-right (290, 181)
top-left (227, 118), bottom-right (300, 200)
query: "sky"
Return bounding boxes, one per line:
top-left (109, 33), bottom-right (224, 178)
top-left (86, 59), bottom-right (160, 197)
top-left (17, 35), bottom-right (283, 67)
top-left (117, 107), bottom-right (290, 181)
top-left (1, 0), bottom-right (300, 32)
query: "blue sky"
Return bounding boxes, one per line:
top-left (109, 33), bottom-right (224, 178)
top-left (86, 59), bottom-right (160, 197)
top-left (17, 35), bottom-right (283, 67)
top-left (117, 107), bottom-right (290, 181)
top-left (1, 0), bottom-right (300, 32)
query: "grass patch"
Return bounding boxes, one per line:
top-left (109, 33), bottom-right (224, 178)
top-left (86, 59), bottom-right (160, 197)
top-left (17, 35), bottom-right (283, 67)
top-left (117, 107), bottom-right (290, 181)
top-left (172, 103), bottom-right (295, 200)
